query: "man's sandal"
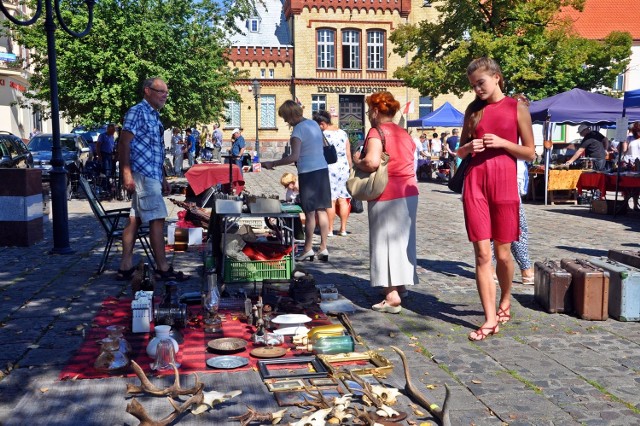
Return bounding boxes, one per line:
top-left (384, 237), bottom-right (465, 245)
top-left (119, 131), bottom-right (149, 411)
top-left (468, 323), bottom-right (499, 341)
top-left (497, 305), bottom-right (511, 324)
top-left (154, 266), bottom-right (190, 282)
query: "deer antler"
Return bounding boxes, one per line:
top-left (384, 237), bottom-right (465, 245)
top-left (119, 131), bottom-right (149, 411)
top-left (390, 345), bottom-right (451, 426)
top-left (126, 389), bottom-right (204, 426)
top-left (229, 405), bottom-right (286, 426)
top-left (126, 360), bottom-right (204, 397)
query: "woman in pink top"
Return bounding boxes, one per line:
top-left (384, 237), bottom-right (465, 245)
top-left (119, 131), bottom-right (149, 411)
top-left (458, 57), bottom-right (535, 341)
top-left (352, 91), bottom-right (419, 314)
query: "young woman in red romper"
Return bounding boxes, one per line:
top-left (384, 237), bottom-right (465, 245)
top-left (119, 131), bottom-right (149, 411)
top-left (457, 58), bottom-right (535, 341)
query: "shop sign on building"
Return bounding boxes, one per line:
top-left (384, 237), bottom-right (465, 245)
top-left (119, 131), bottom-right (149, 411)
top-left (317, 86), bottom-right (387, 94)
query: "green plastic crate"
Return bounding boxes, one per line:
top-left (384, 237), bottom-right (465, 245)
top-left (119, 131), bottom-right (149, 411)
top-left (224, 254), bottom-right (292, 283)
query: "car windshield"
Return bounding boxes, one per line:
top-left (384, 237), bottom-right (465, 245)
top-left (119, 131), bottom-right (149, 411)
top-left (29, 136), bottom-right (76, 151)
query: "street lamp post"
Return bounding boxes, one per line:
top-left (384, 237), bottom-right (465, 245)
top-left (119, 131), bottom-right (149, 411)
top-left (0, 0), bottom-right (96, 254)
top-left (252, 78), bottom-right (261, 159)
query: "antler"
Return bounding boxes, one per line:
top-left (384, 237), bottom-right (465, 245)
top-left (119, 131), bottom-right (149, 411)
top-left (126, 389), bottom-right (204, 426)
top-left (229, 405), bottom-right (286, 426)
top-left (126, 360), bottom-right (204, 397)
top-left (390, 346), bottom-right (451, 426)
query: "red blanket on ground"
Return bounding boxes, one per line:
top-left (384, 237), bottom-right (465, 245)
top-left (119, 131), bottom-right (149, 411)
top-left (59, 297), bottom-right (331, 380)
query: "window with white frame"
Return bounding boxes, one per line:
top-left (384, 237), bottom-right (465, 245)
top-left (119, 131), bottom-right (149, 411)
top-left (342, 30), bottom-right (360, 69)
top-left (248, 18), bottom-right (260, 33)
top-left (311, 95), bottom-right (326, 113)
top-left (367, 30), bottom-right (385, 70)
top-left (260, 95), bottom-right (276, 128)
top-left (260, 69), bottom-right (266, 78)
top-left (613, 73), bottom-right (624, 91)
top-left (269, 69), bottom-right (274, 78)
top-left (419, 96), bottom-right (433, 117)
top-left (317, 29), bottom-right (336, 69)
top-left (224, 100), bottom-right (241, 128)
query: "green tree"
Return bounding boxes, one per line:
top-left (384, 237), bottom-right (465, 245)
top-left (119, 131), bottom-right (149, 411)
top-left (8, 0), bottom-right (257, 127)
top-left (390, 0), bottom-right (632, 100)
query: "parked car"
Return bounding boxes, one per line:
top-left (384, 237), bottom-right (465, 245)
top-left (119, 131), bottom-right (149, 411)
top-left (72, 125), bottom-right (107, 155)
top-left (0, 131), bottom-right (33, 169)
top-left (27, 133), bottom-right (93, 180)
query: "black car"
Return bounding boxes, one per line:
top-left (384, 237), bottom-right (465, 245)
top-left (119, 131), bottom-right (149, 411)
top-left (0, 131), bottom-right (33, 169)
top-left (28, 133), bottom-right (93, 180)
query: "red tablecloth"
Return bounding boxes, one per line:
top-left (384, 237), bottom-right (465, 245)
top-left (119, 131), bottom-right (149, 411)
top-left (59, 297), bottom-right (333, 380)
top-left (185, 163), bottom-right (244, 195)
top-left (577, 172), bottom-right (640, 198)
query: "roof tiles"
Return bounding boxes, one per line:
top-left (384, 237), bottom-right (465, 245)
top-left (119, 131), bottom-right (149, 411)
top-left (559, 0), bottom-right (640, 40)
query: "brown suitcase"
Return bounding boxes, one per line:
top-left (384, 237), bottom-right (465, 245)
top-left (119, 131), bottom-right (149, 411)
top-left (608, 249), bottom-right (640, 269)
top-left (560, 259), bottom-right (610, 321)
top-left (534, 260), bottom-right (573, 313)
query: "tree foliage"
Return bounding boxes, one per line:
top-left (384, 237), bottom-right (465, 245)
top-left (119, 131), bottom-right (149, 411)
top-left (390, 0), bottom-right (632, 100)
top-left (9, 0), bottom-right (258, 127)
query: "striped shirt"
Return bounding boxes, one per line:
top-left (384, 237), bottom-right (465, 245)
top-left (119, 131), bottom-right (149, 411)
top-left (122, 99), bottom-right (165, 182)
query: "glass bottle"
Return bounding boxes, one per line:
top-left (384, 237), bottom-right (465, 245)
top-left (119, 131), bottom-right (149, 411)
top-left (296, 335), bottom-right (354, 354)
top-left (105, 325), bottom-right (132, 355)
top-left (146, 325), bottom-right (179, 358)
top-left (95, 337), bottom-right (130, 372)
top-left (203, 269), bottom-right (221, 330)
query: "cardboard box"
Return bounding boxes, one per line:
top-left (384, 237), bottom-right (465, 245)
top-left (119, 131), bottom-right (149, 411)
top-left (167, 224), bottom-right (203, 245)
top-left (591, 199), bottom-right (627, 215)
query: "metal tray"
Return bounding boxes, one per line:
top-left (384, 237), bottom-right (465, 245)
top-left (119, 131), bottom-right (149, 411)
top-left (206, 356), bottom-right (249, 369)
top-left (207, 337), bottom-right (247, 353)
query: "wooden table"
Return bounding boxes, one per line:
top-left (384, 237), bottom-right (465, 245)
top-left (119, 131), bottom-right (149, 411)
top-left (528, 169), bottom-right (583, 204)
top-left (185, 163), bottom-right (244, 195)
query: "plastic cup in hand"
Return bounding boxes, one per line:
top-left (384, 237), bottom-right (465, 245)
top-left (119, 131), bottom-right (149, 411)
top-left (151, 338), bottom-right (180, 370)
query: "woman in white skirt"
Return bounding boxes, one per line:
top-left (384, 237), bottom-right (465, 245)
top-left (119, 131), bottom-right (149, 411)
top-left (351, 91), bottom-right (419, 313)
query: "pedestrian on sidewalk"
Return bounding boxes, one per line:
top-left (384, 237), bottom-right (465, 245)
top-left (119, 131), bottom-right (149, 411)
top-left (312, 110), bottom-right (352, 237)
top-left (352, 91), bottom-right (419, 314)
top-left (262, 100), bottom-right (331, 262)
top-left (117, 77), bottom-right (189, 282)
top-left (458, 57), bottom-right (534, 341)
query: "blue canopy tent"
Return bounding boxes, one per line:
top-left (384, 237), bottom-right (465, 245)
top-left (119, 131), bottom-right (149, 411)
top-left (529, 88), bottom-right (640, 205)
top-left (530, 88), bottom-right (640, 125)
top-left (623, 88), bottom-right (640, 112)
top-left (407, 101), bottom-right (464, 128)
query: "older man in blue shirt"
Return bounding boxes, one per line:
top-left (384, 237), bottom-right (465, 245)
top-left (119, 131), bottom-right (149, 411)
top-left (117, 77), bottom-right (189, 282)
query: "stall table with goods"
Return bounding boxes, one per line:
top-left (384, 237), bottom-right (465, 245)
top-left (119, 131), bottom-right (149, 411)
top-left (528, 166), bottom-right (583, 204)
top-left (185, 163), bottom-right (244, 196)
top-left (57, 266), bottom-right (449, 425)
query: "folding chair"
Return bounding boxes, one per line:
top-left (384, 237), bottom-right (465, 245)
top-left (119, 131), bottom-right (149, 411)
top-left (78, 176), bottom-right (155, 274)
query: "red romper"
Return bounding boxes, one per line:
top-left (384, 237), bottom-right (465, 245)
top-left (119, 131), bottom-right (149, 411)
top-left (462, 97), bottom-right (520, 243)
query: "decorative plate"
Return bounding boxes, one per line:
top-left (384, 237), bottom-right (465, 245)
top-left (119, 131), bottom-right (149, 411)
top-left (250, 346), bottom-right (287, 358)
top-left (271, 314), bottom-right (312, 326)
top-left (206, 356), bottom-right (249, 369)
top-left (273, 325), bottom-right (308, 336)
top-left (207, 337), bottom-right (248, 353)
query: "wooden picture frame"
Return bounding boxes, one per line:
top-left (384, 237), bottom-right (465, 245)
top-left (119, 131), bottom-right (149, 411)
top-left (309, 377), bottom-right (338, 387)
top-left (265, 378), bottom-right (306, 392)
top-left (257, 356), bottom-right (328, 380)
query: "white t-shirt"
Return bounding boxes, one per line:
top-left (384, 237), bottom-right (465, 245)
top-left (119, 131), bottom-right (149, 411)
top-left (430, 138), bottom-right (442, 154)
top-left (623, 138), bottom-right (640, 163)
top-left (291, 118), bottom-right (327, 173)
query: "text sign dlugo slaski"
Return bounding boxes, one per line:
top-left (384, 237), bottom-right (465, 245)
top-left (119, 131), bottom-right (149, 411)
top-left (317, 86), bottom-right (387, 94)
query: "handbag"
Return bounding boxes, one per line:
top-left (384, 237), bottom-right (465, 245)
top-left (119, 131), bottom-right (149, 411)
top-left (323, 135), bottom-right (338, 164)
top-left (346, 127), bottom-right (389, 201)
top-left (447, 155), bottom-right (471, 193)
top-left (350, 197), bottom-right (364, 214)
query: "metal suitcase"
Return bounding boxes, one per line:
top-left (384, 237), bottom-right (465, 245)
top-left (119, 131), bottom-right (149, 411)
top-left (608, 249), bottom-right (640, 269)
top-left (589, 257), bottom-right (640, 322)
top-left (534, 260), bottom-right (573, 313)
top-left (560, 259), bottom-right (610, 321)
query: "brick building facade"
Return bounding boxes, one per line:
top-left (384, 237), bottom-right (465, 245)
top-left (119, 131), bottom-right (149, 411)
top-left (224, 0), bottom-right (455, 159)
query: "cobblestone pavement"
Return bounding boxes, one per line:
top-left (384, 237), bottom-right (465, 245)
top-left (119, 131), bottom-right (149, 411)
top-left (1, 165), bottom-right (640, 425)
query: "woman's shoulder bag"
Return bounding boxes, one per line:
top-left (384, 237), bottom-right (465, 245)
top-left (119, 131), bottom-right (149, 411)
top-left (323, 135), bottom-right (338, 164)
top-left (346, 127), bottom-right (389, 201)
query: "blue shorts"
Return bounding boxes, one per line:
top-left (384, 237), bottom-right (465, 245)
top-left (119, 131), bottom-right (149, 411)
top-left (130, 173), bottom-right (168, 223)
